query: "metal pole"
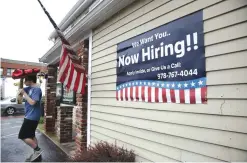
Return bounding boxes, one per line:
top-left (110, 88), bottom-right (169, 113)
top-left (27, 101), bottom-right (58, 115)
top-left (36, 0), bottom-right (69, 45)
top-left (36, 0), bottom-right (78, 58)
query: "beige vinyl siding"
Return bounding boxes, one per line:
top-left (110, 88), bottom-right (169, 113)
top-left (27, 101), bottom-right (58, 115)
top-left (90, 0), bottom-right (247, 161)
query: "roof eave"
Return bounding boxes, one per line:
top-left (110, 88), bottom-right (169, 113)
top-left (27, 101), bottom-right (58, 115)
top-left (39, 0), bottom-right (136, 64)
top-left (48, 0), bottom-right (95, 40)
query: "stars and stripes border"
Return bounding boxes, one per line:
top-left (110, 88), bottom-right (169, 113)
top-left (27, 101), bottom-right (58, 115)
top-left (116, 77), bottom-right (207, 104)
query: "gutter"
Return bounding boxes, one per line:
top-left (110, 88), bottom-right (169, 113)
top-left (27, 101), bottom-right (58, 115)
top-left (48, 0), bottom-right (94, 40)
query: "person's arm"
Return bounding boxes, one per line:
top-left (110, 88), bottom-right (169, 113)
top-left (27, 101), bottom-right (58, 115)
top-left (23, 92), bottom-right (36, 105)
top-left (21, 88), bottom-right (41, 106)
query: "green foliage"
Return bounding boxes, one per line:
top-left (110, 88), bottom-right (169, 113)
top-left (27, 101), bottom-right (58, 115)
top-left (41, 96), bottom-right (45, 103)
top-left (39, 116), bottom-right (44, 124)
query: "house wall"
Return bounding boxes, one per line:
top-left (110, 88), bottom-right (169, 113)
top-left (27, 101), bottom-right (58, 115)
top-left (90, 0), bottom-right (247, 161)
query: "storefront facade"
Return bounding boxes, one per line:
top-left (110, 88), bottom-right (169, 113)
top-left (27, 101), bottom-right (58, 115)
top-left (40, 0), bottom-right (247, 161)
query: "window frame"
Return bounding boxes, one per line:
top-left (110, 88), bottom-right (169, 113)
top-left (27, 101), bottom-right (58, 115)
top-left (60, 83), bottom-right (76, 105)
top-left (6, 68), bottom-right (12, 76)
top-left (6, 68), bottom-right (14, 76)
top-left (0, 68), bottom-right (3, 76)
top-left (10, 98), bottom-right (16, 103)
top-left (56, 82), bottom-right (76, 106)
top-left (11, 69), bottom-right (15, 74)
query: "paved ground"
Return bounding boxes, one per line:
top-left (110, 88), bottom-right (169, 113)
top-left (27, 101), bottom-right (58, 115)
top-left (1, 115), bottom-right (70, 162)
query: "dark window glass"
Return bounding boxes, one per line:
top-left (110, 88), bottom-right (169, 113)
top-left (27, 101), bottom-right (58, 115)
top-left (10, 98), bottom-right (16, 102)
top-left (7, 68), bottom-right (11, 76)
top-left (6, 68), bottom-right (14, 76)
top-left (0, 68), bottom-right (3, 76)
top-left (56, 82), bottom-right (75, 105)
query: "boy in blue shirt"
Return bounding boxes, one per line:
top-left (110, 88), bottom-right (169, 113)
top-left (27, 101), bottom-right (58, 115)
top-left (18, 75), bottom-right (43, 162)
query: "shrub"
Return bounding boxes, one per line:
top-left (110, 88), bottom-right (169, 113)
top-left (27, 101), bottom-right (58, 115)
top-left (41, 96), bottom-right (45, 103)
top-left (39, 116), bottom-right (44, 124)
top-left (72, 141), bottom-right (135, 162)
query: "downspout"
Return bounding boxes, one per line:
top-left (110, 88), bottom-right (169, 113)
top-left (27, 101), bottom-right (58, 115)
top-left (87, 30), bottom-right (92, 148)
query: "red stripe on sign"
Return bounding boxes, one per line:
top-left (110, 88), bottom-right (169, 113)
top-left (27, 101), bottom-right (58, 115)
top-left (125, 88), bottom-right (128, 101)
top-left (141, 86), bottom-right (145, 101)
top-left (130, 87), bottom-right (134, 101)
top-left (155, 87), bottom-right (159, 102)
top-left (162, 88), bottom-right (167, 102)
top-left (190, 89), bottom-right (196, 104)
top-left (201, 87), bottom-right (207, 104)
top-left (148, 87), bottom-right (152, 102)
top-left (136, 86), bottom-right (139, 101)
top-left (116, 90), bottom-right (119, 100)
top-left (170, 89), bottom-right (176, 103)
top-left (120, 89), bottom-right (123, 101)
top-left (179, 89), bottom-right (185, 103)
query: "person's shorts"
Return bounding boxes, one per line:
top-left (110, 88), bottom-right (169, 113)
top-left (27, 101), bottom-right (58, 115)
top-left (18, 118), bottom-right (39, 139)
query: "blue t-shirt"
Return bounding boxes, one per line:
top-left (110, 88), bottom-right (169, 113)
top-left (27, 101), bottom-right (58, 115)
top-left (24, 86), bottom-right (42, 121)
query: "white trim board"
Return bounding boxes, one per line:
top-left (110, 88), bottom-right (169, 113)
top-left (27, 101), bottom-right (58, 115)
top-left (87, 30), bottom-right (93, 147)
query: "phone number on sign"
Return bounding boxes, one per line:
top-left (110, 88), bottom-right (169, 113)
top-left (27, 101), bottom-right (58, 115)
top-left (157, 69), bottom-right (198, 79)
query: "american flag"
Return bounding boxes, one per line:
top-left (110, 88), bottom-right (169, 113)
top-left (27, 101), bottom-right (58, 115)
top-left (36, 0), bottom-right (86, 95)
top-left (116, 77), bottom-right (207, 104)
top-left (57, 44), bottom-right (86, 94)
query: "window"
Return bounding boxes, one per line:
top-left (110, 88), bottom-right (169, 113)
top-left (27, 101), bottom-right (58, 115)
top-left (61, 84), bottom-right (76, 105)
top-left (7, 68), bottom-right (15, 76)
top-left (10, 98), bottom-right (16, 102)
top-left (56, 73), bottom-right (75, 105)
top-left (7, 68), bottom-right (11, 76)
top-left (56, 83), bottom-right (62, 97)
top-left (10, 98), bottom-right (25, 103)
top-left (0, 68), bottom-right (3, 76)
top-left (11, 69), bottom-right (15, 74)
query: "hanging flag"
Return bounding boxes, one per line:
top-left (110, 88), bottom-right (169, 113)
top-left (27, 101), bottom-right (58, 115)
top-left (37, 0), bottom-right (86, 94)
top-left (58, 44), bottom-right (86, 94)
